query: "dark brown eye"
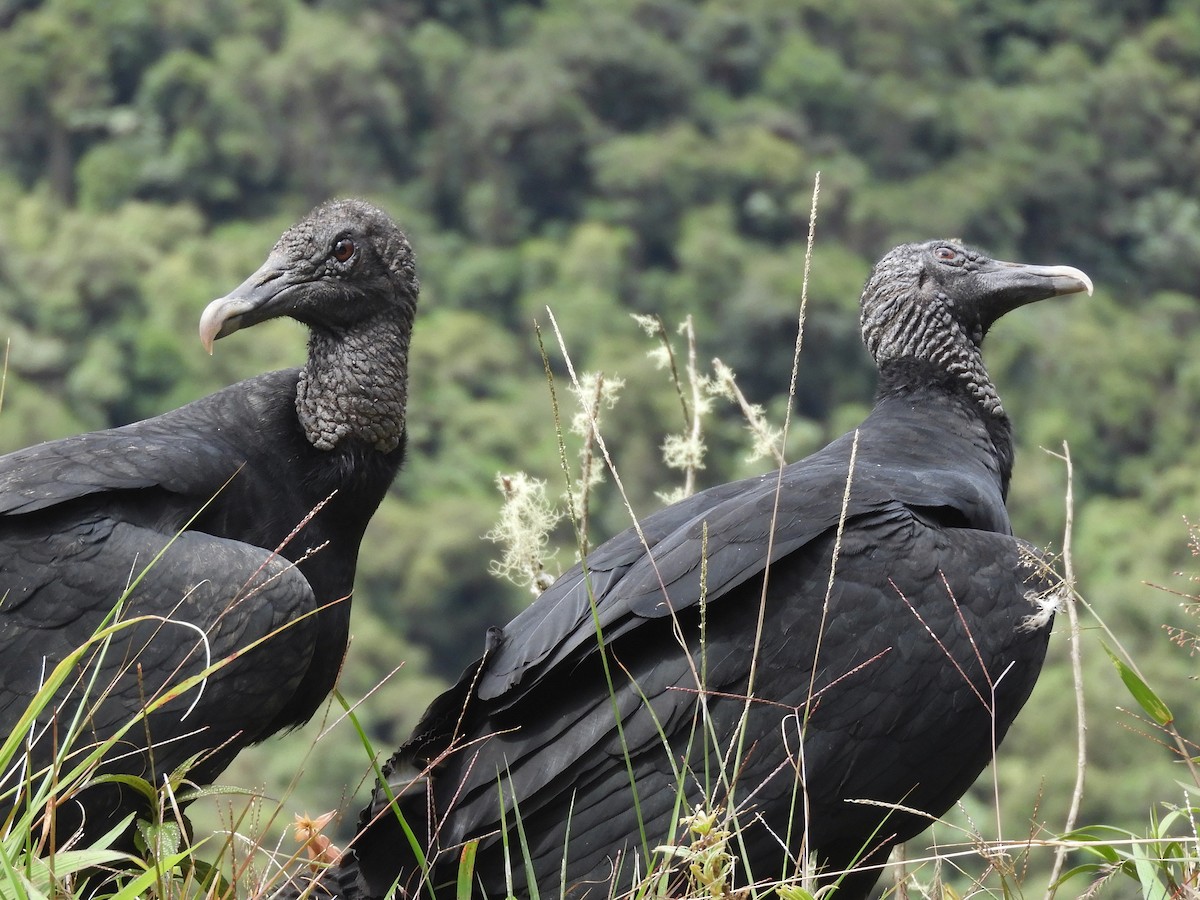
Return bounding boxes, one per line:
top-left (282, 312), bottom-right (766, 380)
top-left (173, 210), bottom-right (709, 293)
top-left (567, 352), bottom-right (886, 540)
top-left (332, 238), bottom-right (355, 263)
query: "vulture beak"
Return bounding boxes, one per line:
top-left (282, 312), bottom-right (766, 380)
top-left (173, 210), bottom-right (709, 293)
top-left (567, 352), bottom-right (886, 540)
top-left (976, 257), bottom-right (1094, 323)
top-left (199, 254), bottom-right (298, 354)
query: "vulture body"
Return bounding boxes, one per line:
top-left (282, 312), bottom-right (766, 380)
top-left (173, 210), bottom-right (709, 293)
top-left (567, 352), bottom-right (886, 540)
top-left (0, 199), bottom-right (417, 847)
top-left (337, 240), bottom-right (1090, 900)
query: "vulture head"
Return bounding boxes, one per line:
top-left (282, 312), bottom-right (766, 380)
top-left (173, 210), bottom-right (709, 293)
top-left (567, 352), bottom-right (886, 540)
top-left (861, 239), bottom-right (1092, 365)
top-left (860, 239), bottom-right (1091, 418)
top-left (199, 199), bottom-right (418, 452)
top-left (199, 199), bottom-right (417, 351)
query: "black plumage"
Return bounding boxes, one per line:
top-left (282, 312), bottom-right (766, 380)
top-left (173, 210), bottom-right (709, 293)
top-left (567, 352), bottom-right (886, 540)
top-left (0, 199), bottom-right (417, 847)
top-left (340, 240), bottom-right (1091, 900)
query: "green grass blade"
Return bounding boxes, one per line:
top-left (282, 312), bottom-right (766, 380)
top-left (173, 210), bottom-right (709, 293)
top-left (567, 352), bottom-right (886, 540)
top-left (457, 839), bottom-right (479, 900)
top-left (1102, 643), bottom-right (1173, 726)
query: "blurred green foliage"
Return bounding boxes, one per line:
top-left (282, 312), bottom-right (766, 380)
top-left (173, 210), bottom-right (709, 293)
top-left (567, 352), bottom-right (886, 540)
top-left (2, 0), bottom-right (1199, 887)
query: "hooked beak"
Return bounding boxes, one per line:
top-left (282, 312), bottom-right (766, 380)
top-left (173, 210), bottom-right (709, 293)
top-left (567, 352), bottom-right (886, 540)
top-left (199, 254), bottom-right (298, 354)
top-left (977, 258), bottom-right (1093, 320)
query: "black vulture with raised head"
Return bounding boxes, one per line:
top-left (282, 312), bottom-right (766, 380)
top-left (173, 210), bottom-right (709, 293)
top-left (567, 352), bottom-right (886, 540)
top-left (339, 240), bottom-right (1090, 900)
top-left (0, 200), bottom-right (416, 847)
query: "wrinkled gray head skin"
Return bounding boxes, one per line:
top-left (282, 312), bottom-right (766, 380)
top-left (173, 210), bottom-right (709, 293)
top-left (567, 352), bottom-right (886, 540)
top-left (200, 199), bottom-right (418, 350)
top-left (860, 239), bottom-right (1091, 415)
top-left (264, 199), bottom-right (419, 327)
top-left (201, 199), bottom-right (418, 452)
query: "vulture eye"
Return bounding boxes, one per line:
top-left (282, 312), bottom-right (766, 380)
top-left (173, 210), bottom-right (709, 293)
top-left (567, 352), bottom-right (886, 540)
top-left (332, 239), bottom-right (356, 263)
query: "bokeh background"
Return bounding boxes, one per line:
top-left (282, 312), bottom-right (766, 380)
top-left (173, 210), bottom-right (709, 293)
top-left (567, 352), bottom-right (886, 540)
top-left (2, 0), bottom-right (1199, 891)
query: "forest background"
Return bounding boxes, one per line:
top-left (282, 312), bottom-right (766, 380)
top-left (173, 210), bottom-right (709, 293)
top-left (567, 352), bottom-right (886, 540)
top-left (2, 0), bottom-right (1200, 892)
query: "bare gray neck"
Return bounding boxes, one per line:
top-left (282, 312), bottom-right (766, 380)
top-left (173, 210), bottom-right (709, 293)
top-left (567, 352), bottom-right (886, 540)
top-left (926, 334), bottom-right (1004, 418)
top-left (863, 295), bottom-right (1003, 418)
top-left (296, 317), bottom-right (409, 452)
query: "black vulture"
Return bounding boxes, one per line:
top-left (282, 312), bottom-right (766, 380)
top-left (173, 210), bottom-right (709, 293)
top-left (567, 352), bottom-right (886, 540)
top-left (0, 199), bottom-right (416, 848)
top-left (337, 239), bottom-right (1091, 900)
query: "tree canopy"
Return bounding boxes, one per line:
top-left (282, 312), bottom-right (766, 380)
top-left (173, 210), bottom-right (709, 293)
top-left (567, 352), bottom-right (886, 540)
top-left (2, 0), bottom-right (1199, 882)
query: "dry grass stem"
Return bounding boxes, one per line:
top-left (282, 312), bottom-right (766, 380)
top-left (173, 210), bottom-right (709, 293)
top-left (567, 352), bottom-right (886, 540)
top-left (1043, 441), bottom-right (1086, 900)
top-left (0, 338), bottom-right (9, 417)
